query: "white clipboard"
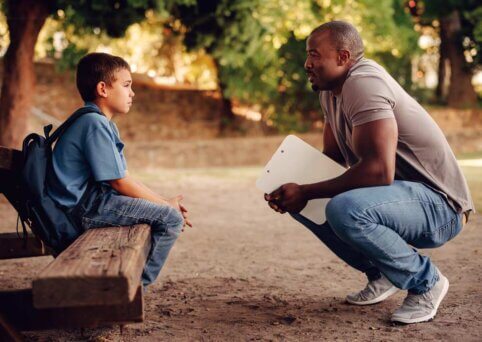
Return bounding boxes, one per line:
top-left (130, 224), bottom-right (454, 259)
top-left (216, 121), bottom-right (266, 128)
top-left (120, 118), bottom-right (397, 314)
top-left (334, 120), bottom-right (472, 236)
top-left (256, 135), bottom-right (346, 224)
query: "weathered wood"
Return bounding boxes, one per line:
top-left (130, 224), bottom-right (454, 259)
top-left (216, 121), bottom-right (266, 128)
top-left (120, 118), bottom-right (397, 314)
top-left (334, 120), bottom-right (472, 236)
top-left (0, 287), bottom-right (143, 331)
top-left (33, 224), bottom-right (151, 309)
top-left (0, 232), bottom-right (52, 259)
top-left (0, 146), bottom-right (22, 172)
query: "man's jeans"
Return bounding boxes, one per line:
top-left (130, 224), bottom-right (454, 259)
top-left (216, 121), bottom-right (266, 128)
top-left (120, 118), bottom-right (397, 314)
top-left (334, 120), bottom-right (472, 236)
top-left (70, 185), bottom-right (184, 286)
top-left (292, 180), bottom-right (463, 294)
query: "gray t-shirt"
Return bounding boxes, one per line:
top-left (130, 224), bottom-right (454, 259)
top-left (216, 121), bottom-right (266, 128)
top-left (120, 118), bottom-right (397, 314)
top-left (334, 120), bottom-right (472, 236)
top-left (320, 58), bottom-right (474, 214)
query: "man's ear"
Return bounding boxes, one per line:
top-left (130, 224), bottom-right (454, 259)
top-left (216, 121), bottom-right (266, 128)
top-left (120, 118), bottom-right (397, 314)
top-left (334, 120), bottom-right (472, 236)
top-left (96, 81), bottom-right (108, 98)
top-left (337, 50), bottom-right (351, 66)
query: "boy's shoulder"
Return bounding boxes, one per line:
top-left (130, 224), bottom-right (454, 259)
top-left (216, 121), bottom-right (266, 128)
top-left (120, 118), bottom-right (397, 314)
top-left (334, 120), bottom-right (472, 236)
top-left (72, 111), bottom-right (111, 133)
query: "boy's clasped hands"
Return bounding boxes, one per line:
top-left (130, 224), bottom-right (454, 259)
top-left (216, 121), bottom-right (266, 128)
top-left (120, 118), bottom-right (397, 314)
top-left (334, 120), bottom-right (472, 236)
top-left (167, 194), bottom-right (192, 231)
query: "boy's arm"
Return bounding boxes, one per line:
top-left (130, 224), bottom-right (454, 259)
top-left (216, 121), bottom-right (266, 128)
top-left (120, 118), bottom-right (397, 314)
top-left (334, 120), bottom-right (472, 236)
top-left (109, 171), bottom-right (169, 206)
top-left (108, 172), bottom-right (192, 227)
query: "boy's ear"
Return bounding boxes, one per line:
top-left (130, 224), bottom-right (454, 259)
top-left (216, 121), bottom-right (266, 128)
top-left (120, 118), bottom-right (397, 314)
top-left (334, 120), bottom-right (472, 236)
top-left (96, 81), bottom-right (108, 98)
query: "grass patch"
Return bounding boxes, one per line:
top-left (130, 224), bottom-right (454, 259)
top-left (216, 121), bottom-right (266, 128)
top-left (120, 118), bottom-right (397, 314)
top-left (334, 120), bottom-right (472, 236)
top-left (461, 165), bottom-right (482, 212)
top-left (456, 151), bottom-right (482, 160)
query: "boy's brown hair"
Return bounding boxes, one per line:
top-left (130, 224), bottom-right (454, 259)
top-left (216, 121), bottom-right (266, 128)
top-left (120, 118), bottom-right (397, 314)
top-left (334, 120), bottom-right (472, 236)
top-left (76, 52), bottom-right (130, 102)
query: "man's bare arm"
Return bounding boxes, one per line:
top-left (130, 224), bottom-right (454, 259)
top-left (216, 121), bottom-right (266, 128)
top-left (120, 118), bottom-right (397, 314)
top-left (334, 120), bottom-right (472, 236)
top-left (267, 118), bottom-right (398, 213)
top-left (303, 117), bottom-right (397, 199)
top-left (323, 122), bottom-right (347, 167)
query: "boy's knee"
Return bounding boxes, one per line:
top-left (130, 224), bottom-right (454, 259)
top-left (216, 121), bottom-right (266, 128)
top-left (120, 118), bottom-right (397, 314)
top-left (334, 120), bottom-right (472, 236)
top-left (164, 208), bottom-right (184, 237)
top-left (150, 206), bottom-right (184, 237)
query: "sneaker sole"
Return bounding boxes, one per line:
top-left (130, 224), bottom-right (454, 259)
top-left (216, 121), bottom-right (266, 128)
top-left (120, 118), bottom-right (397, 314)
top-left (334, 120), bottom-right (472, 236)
top-left (346, 286), bottom-right (399, 306)
top-left (391, 275), bottom-right (449, 324)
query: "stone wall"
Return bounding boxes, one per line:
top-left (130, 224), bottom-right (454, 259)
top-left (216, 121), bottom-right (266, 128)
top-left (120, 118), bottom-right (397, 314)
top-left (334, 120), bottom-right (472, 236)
top-left (3, 61), bottom-right (225, 140)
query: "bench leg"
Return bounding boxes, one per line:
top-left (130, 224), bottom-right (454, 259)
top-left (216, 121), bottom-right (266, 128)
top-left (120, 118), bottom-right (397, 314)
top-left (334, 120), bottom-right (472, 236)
top-left (0, 313), bottom-right (23, 342)
top-left (0, 287), bottom-right (143, 331)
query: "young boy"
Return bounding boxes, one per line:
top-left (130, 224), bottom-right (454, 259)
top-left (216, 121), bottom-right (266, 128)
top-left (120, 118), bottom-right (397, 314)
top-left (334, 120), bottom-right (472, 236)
top-left (47, 52), bottom-right (191, 286)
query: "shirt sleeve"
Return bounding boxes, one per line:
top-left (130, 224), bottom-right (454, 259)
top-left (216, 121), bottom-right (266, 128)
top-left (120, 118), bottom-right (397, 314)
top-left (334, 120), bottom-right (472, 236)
top-left (83, 123), bottom-right (126, 182)
top-left (342, 75), bottom-right (395, 126)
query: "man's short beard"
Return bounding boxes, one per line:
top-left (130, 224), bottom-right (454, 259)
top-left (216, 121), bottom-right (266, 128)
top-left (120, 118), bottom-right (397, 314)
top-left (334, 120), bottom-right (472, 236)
top-left (311, 84), bottom-right (320, 92)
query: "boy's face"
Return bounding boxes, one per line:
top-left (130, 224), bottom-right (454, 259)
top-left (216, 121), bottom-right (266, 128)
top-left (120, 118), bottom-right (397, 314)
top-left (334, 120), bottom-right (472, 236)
top-left (104, 68), bottom-right (134, 115)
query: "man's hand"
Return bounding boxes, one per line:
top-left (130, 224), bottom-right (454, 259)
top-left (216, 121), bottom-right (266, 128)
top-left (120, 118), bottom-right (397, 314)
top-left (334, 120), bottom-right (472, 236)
top-left (167, 195), bottom-right (193, 229)
top-left (264, 183), bottom-right (308, 214)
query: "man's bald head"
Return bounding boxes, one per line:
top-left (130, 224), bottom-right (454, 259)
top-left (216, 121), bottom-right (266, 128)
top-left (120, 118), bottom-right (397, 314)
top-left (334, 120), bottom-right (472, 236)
top-left (310, 21), bottom-right (364, 63)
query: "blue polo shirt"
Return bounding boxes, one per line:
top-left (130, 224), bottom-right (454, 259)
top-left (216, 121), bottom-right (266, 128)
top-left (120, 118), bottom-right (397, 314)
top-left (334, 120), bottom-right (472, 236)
top-left (47, 103), bottom-right (127, 209)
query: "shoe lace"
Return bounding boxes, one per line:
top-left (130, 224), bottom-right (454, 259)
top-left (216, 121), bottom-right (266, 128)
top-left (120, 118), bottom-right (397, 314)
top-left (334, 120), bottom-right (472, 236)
top-left (358, 278), bottom-right (384, 300)
top-left (358, 285), bottom-right (374, 300)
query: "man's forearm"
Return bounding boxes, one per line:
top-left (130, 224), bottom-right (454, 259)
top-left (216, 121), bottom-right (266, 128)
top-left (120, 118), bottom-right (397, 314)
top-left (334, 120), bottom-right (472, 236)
top-left (301, 160), bottom-right (394, 200)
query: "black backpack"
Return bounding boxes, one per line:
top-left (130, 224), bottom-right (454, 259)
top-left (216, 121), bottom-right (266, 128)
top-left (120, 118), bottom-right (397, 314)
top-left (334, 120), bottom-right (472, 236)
top-left (18, 106), bottom-right (103, 254)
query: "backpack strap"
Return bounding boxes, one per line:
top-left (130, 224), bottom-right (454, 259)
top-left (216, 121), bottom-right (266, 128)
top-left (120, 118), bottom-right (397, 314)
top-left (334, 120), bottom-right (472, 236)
top-left (47, 106), bottom-right (104, 145)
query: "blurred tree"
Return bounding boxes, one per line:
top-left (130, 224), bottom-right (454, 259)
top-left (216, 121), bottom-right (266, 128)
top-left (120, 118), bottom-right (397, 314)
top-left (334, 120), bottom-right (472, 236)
top-left (173, 0), bottom-right (418, 132)
top-left (0, 0), bottom-right (194, 147)
top-left (407, 0), bottom-right (481, 107)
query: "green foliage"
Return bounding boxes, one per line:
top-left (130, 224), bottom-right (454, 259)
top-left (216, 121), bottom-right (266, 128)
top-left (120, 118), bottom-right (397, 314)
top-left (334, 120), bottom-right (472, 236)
top-left (173, 0), bottom-right (420, 132)
top-left (372, 1), bottom-right (419, 90)
top-left (1, 0), bottom-right (426, 133)
top-left (55, 0), bottom-right (158, 37)
top-left (52, 44), bottom-right (88, 72)
top-left (415, 0), bottom-right (482, 71)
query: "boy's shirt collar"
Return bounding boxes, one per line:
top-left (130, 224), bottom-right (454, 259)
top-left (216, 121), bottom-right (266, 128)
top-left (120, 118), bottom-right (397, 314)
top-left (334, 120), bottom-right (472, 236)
top-left (84, 101), bottom-right (101, 112)
top-left (84, 102), bottom-right (111, 120)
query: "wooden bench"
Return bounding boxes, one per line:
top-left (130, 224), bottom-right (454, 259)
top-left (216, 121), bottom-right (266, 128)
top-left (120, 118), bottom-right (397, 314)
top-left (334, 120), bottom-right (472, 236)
top-left (0, 146), bottom-right (151, 340)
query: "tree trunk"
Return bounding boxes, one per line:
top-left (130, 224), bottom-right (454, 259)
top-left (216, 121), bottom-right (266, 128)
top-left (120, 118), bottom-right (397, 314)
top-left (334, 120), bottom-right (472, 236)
top-left (0, 0), bottom-right (49, 148)
top-left (212, 58), bottom-right (235, 133)
top-left (440, 10), bottom-right (477, 108)
top-left (436, 21), bottom-right (448, 102)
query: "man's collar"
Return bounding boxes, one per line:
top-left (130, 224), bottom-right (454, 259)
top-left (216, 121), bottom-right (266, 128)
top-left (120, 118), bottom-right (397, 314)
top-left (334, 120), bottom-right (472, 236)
top-left (346, 57), bottom-right (365, 79)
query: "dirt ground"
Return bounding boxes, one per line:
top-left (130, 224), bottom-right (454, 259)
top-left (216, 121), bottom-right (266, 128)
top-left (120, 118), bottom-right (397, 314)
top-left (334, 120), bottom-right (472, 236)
top-left (1, 167), bottom-right (481, 341)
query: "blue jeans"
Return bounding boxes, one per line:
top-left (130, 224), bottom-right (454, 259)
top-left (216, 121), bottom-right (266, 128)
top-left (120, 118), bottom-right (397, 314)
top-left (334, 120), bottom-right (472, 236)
top-left (70, 185), bottom-right (184, 286)
top-left (292, 180), bottom-right (463, 294)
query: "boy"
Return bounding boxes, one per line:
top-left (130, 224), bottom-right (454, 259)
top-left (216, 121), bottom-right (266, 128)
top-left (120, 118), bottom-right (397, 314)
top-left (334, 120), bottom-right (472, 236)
top-left (47, 52), bottom-right (191, 286)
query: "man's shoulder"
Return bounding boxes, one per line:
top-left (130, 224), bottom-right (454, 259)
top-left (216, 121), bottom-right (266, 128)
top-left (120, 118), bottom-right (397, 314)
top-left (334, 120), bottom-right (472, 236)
top-left (347, 58), bottom-right (385, 78)
top-left (343, 60), bottom-right (393, 97)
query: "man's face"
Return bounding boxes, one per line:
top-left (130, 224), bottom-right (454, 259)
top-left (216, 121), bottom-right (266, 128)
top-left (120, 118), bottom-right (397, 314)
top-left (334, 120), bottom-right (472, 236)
top-left (105, 68), bottom-right (135, 115)
top-left (304, 31), bottom-right (349, 93)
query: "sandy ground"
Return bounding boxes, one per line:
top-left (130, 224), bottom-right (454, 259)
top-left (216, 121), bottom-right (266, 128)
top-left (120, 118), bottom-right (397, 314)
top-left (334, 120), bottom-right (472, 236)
top-left (1, 168), bottom-right (481, 341)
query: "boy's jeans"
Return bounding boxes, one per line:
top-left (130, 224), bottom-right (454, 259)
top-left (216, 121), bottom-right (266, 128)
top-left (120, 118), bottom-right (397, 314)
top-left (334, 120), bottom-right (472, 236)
top-left (70, 185), bottom-right (184, 286)
top-left (291, 180), bottom-right (463, 294)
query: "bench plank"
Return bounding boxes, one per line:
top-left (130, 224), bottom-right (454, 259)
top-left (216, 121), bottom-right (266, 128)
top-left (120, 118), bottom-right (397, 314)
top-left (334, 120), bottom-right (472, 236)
top-left (33, 224), bottom-right (151, 309)
top-left (0, 232), bottom-right (52, 259)
top-left (0, 287), bottom-right (143, 331)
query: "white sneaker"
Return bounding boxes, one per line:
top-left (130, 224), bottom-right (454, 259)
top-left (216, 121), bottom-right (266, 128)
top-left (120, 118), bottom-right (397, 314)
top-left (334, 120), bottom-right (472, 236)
top-left (346, 274), bottom-right (399, 305)
top-left (391, 269), bottom-right (449, 324)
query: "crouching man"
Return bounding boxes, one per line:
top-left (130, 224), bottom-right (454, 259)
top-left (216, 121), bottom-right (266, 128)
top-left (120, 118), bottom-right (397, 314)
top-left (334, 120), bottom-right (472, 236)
top-left (265, 21), bottom-right (473, 324)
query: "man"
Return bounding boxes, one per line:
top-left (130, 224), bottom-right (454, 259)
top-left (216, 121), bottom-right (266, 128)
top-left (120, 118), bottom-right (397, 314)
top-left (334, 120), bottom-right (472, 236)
top-left (265, 21), bottom-right (473, 324)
